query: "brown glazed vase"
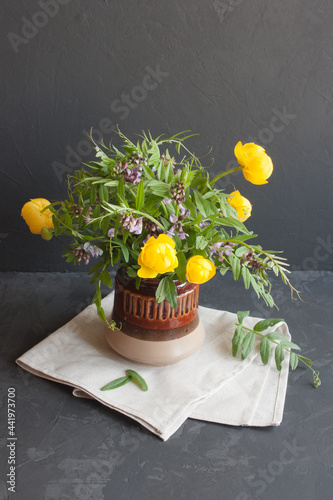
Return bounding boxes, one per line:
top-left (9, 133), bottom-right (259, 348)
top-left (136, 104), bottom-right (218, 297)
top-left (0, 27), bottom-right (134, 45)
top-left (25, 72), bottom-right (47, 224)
top-left (104, 267), bottom-right (205, 366)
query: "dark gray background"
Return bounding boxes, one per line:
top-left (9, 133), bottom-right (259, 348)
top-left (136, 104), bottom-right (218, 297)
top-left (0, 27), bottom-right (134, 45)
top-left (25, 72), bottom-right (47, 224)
top-left (1, 0), bottom-right (333, 272)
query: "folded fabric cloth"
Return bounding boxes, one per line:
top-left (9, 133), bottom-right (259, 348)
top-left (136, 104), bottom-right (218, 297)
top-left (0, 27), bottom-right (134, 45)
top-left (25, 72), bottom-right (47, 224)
top-left (16, 292), bottom-right (290, 441)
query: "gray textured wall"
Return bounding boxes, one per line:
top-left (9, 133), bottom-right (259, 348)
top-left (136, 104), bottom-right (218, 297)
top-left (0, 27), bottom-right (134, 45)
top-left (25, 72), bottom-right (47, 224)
top-left (1, 0), bottom-right (332, 271)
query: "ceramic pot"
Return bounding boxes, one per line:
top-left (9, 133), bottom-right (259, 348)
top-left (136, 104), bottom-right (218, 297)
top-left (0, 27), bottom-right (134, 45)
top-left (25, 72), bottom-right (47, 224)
top-left (104, 267), bottom-right (205, 366)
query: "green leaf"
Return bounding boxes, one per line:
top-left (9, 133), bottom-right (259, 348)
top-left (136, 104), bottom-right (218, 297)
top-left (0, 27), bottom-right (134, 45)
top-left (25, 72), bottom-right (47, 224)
top-left (117, 176), bottom-right (125, 198)
top-left (216, 216), bottom-right (251, 234)
top-left (266, 331), bottom-right (288, 342)
top-left (232, 325), bottom-right (246, 357)
top-left (126, 369), bottom-right (148, 391)
top-left (141, 163), bottom-right (156, 180)
top-left (126, 267), bottom-right (138, 277)
top-left (165, 161), bottom-right (175, 183)
top-left (99, 184), bottom-right (105, 203)
top-left (155, 277), bottom-right (168, 303)
top-left (100, 376), bottom-right (131, 391)
top-left (195, 235), bottom-right (209, 250)
top-left (279, 340), bottom-right (301, 351)
top-left (88, 261), bottom-right (104, 275)
top-left (290, 352), bottom-right (299, 370)
top-left (260, 337), bottom-right (271, 365)
top-left (241, 331), bottom-right (255, 360)
top-left (90, 184), bottom-right (97, 203)
top-left (96, 305), bottom-right (107, 323)
top-left (118, 240), bottom-right (129, 262)
top-left (275, 344), bottom-right (285, 371)
top-left (147, 180), bottom-right (171, 197)
top-left (175, 251), bottom-right (187, 283)
top-left (297, 355), bottom-right (313, 367)
top-left (157, 159), bottom-right (166, 181)
top-left (241, 266), bottom-right (251, 289)
top-left (230, 255), bottom-right (241, 280)
top-left (93, 281), bottom-right (102, 307)
top-left (117, 193), bottom-right (129, 208)
top-left (193, 190), bottom-right (216, 218)
top-left (237, 310), bottom-right (250, 324)
top-left (156, 276), bottom-right (178, 309)
top-left (165, 279), bottom-right (178, 310)
top-left (135, 179), bottom-right (145, 210)
top-left (103, 180), bottom-right (119, 188)
top-left (99, 270), bottom-right (113, 288)
top-left (254, 318), bottom-right (284, 332)
top-left (64, 214), bottom-right (72, 228)
top-left (53, 216), bottom-right (60, 236)
top-left (101, 215), bottom-right (112, 235)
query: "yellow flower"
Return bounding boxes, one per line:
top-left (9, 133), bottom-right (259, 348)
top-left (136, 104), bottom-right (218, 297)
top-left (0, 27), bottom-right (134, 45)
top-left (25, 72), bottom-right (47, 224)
top-left (227, 190), bottom-right (252, 222)
top-left (234, 142), bottom-right (273, 185)
top-left (21, 198), bottom-right (54, 235)
top-left (137, 234), bottom-right (178, 278)
top-left (186, 255), bottom-right (216, 284)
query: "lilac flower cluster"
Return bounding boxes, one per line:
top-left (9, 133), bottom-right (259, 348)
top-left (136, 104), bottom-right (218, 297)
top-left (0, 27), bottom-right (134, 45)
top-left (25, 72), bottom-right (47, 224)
top-left (210, 242), bottom-right (236, 262)
top-left (107, 214), bottom-right (143, 238)
top-left (161, 154), bottom-right (176, 169)
top-left (143, 220), bottom-right (163, 243)
top-left (163, 180), bottom-right (186, 211)
top-left (71, 205), bottom-right (92, 222)
top-left (120, 214), bottom-right (143, 235)
top-left (73, 242), bottom-right (103, 264)
top-left (116, 160), bottom-right (142, 184)
top-left (167, 209), bottom-right (190, 240)
top-left (240, 250), bottom-right (264, 269)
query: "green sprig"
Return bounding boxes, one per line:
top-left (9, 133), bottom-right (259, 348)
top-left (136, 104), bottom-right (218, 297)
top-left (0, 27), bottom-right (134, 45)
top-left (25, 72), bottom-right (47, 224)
top-left (233, 311), bottom-right (321, 388)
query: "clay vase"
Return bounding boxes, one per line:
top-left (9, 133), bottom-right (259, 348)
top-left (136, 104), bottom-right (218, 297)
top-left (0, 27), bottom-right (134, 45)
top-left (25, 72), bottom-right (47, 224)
top-left (104, 267), bottom-right (205, 366)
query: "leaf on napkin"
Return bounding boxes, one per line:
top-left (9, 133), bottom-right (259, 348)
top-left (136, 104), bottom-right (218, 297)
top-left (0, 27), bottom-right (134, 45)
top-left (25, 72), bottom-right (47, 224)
top-left (100, 376), bottom-right (131, 391)
top-left (100, 370), bottom-right (149, 392)
top-left (126, 369), bottom-right (148, 391)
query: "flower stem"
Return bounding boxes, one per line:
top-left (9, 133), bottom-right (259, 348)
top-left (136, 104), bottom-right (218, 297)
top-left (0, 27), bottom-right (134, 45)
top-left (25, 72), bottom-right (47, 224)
top-left (209, 166), bottom-right (243, 187)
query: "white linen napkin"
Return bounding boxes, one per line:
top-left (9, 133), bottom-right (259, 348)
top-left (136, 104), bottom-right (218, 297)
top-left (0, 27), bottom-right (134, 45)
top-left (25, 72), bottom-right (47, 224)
top-left (16, 292), bottom-right (290, 441)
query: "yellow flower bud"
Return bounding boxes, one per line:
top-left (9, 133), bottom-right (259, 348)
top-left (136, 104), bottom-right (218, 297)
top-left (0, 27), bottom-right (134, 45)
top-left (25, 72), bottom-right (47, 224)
top-left (21, 198), bottom-right (54, 235)
top-left (137, 234), bottom-right (178, 278)
top-left (186, 255), bottom-right (216, 284)
top-left (227, 190), bottom-right (252, 222)
top-left (234, 142), bottom-right (273, 185)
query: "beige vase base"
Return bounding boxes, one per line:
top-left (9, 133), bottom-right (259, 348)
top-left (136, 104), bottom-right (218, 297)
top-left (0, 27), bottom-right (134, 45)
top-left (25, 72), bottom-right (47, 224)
top-left (104, 319), bottom-right (205, 366)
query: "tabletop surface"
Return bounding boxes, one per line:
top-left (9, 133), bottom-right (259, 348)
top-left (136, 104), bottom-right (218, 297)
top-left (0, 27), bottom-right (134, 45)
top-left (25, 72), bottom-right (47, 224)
top-left (0, 270), bottom-right (332, 500)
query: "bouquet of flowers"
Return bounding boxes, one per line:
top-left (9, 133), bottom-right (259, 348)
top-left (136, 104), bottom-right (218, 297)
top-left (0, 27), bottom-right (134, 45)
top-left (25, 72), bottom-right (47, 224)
top-left (21, 129), bottom-right (296, 324)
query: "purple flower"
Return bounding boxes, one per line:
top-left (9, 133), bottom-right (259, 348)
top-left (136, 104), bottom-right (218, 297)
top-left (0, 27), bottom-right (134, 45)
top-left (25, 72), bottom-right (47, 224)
top-left (210, 242), bottom-right (236, 262)
top-left (120, 214), bottom-right (143, 235)
top-left (84, 206), bottom-right (92, 222)
top-left (167, 212), bottom-right (189, 240)
top-left (83, 242), bottom-right (103, 258)
top-left (143, 220), bottom-right (163, 243)
top-left (73, 242), bottom-right (103, 264)
top-left (108, 228), bottom-right (115, 237)
top-left (124, 167), bottom-right (141, 184)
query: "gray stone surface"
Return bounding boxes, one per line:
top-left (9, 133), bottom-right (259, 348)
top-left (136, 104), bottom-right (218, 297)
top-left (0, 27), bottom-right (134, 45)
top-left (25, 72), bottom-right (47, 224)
top-left (0, 271), bottom-right (332, 499)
